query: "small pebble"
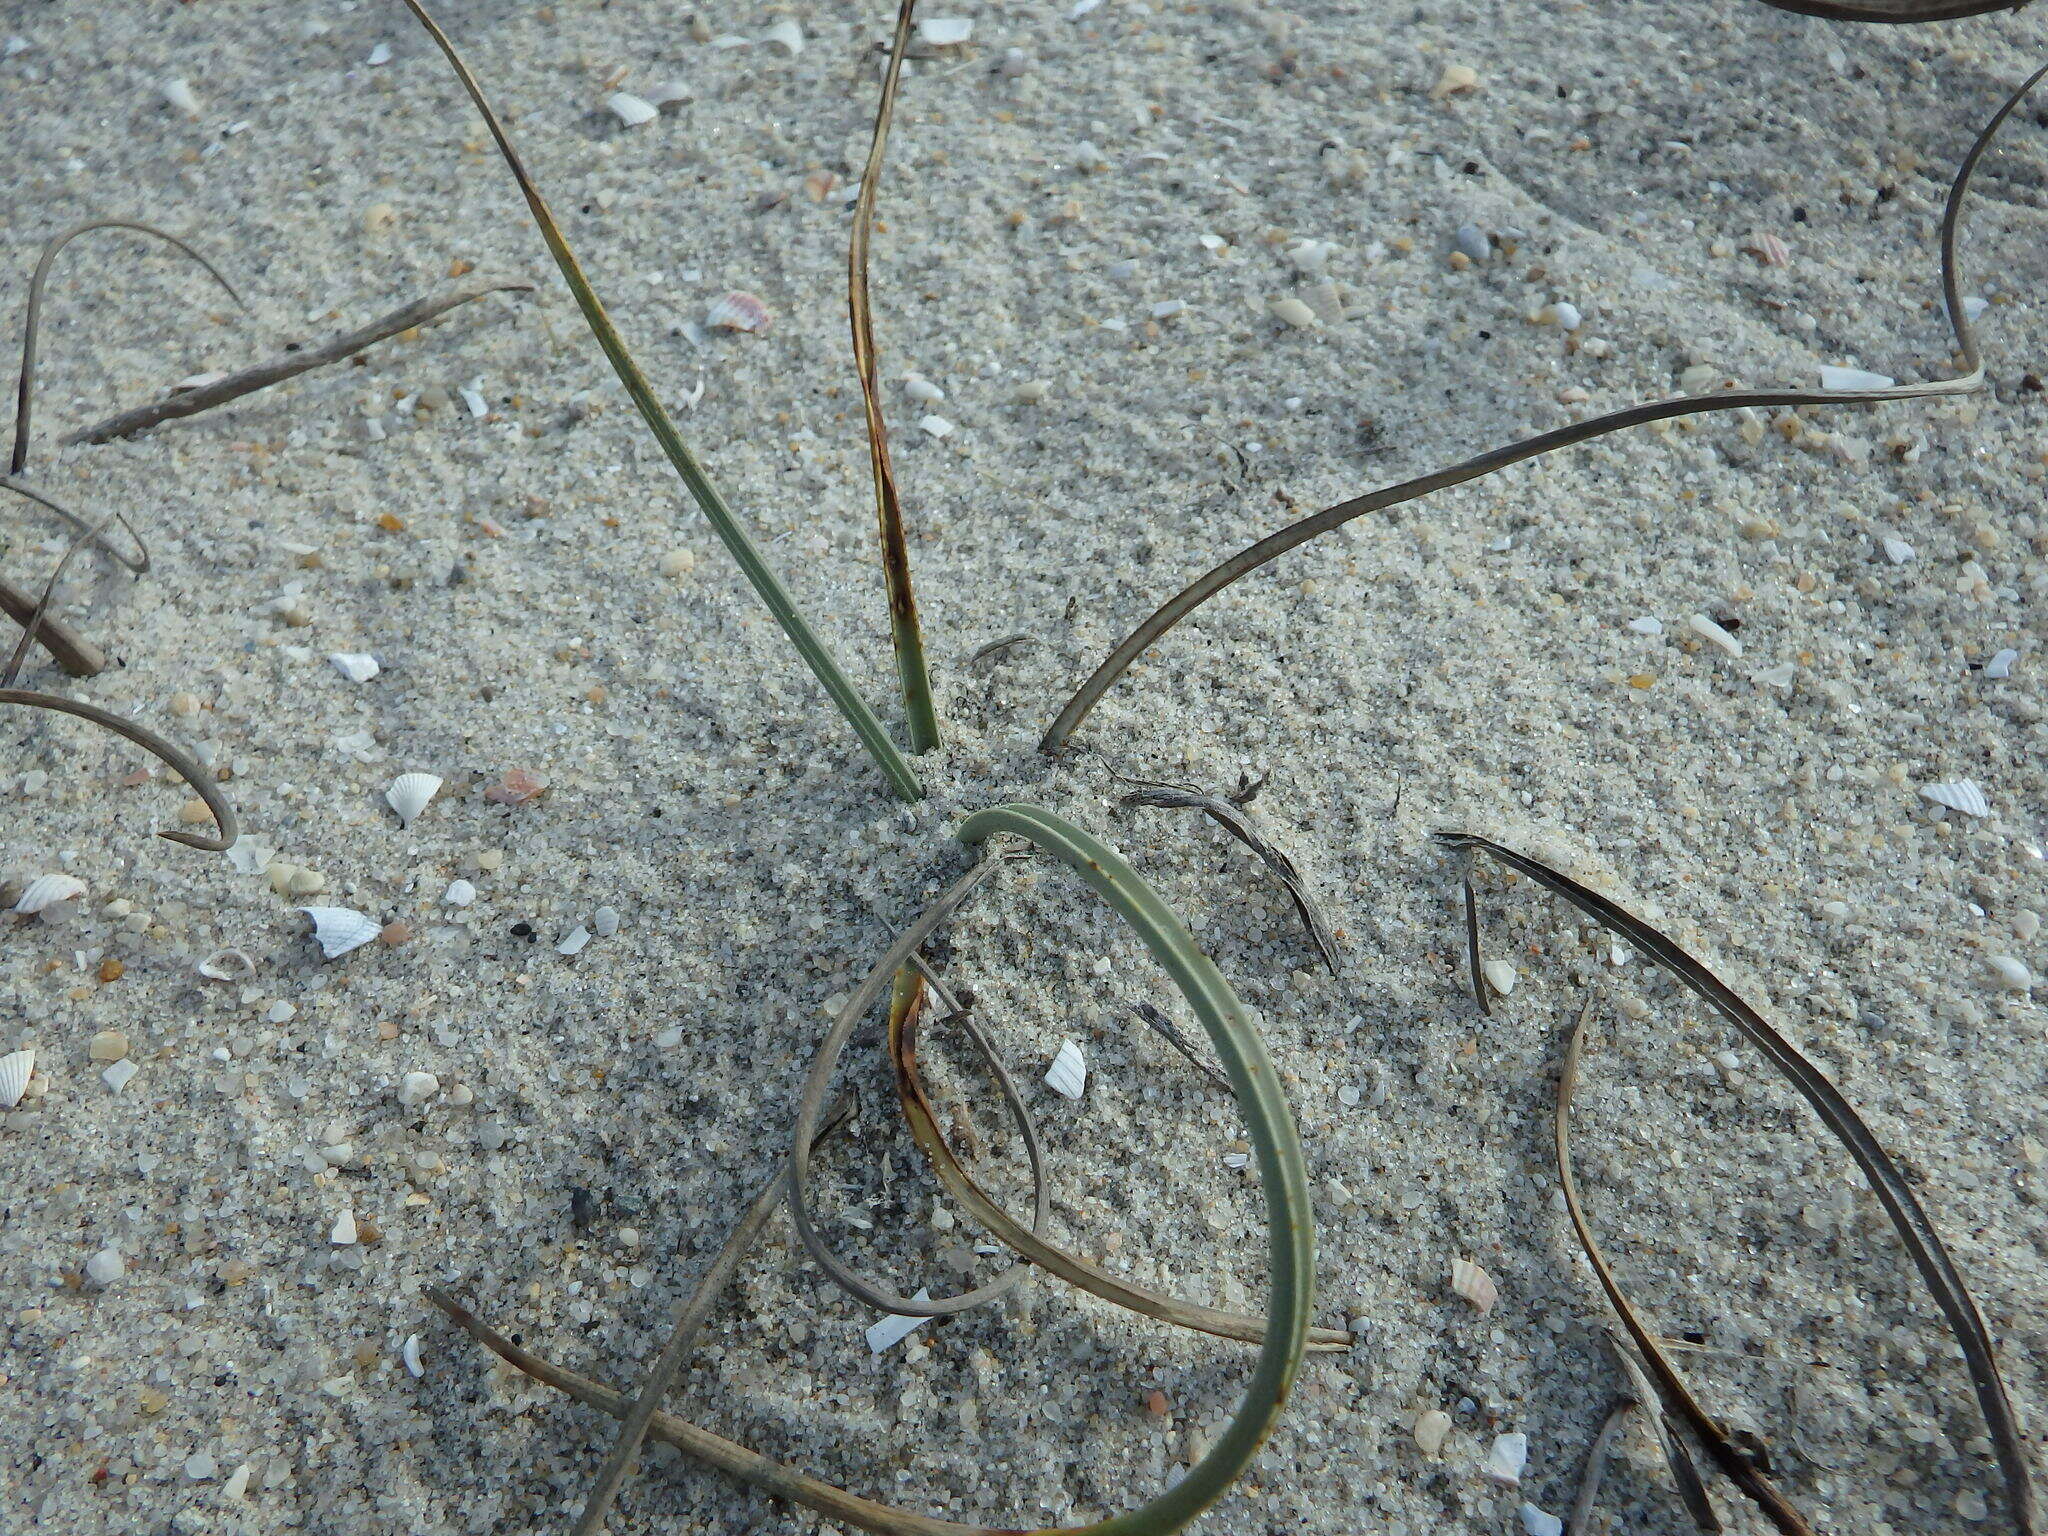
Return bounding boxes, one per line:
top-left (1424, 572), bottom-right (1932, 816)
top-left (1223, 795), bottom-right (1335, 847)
top-left (918, 414), bottom-right (955, 438)
top-left (1453, 223), bottom-right (1489, 262)
top-left (659, 548), bottom-right (696, 578)
top-left (1628, 615), bottom-right (1663, 635)
top-left (86, 1247), bottom-right (125, 1285)
top-left (329, 653), bottom-right (380, 683)
top-left (1984, 954), bottom-right (2032, 993)
top-left (1267, 296), bottom-right (1317, 329)
top-left (223, 1462), bottom-right (252, 1501)
top-left (1480, 959), bottom-right (1517, 996)
top-left (1430, 63), bottom-right (1478, 100)
top-left (1013, 379), bottom-right (1049, 404)
top-left (1882, 535), bottom-right (1916, 565)
top-left (1485, 1431), bottom-right (1528, 1485)
top-left (444, 879), bottom-right (477, 907)
top-left (169, 691), bottom-right (201, 717)
top-left (592, 905), bottom-right (620, 937)
top-left (1413, 1408), bottom-right (1452, 1454)
top-left (1337, 1085), bottom-right (1361, 1107)
top-left (396, 1071), bottom-right (440, 1108)
top-left (88, 1030), bottom-right (129, 1062)
top-left (184, 1452), bottom-right (217, 1481)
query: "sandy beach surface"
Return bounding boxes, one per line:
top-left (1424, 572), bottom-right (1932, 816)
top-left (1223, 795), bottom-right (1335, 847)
top-left (3, 2), bottom-right (2045, 1532)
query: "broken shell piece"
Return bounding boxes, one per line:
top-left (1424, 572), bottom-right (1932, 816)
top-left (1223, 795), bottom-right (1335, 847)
top-left (557, 926), bottom-right (591, 956)
top-left (1413, 1408), bottom-right (1453, 1455)
top-left (1451, 1257), bottom-right (1499, 1313)
top-left (329, 652), bottom-right (380, 683)
top-left (0, 1049), bottom-right (33, 1109)
top-left (1686, 613), bottom-right (1743, 658)
top-left (1985, 649), bottom-right (2018, 679)
top-left (1480, 960), bottom-right (1517, 998)
top-left (301, 907), bottom-right (381, 959)
top-left (1520, 1504), bottom-right (1564, 1536)
top-left (706, 291), bottom-right (771, 332)
top-left (865, 1288), bottom-right (935, 1353)
top-left (402, 1334), bottom-right (425, 1378)
top-left (103, 1058), bottom-right (139, 1093)
top-left (1430, 63), bottom-right (1479, 101)
top-left (606, 91), bottom-right (658, 126)
top-left (225, 837), bottom-right (276, 875)
top-left (1882, 535), bottom-right (1916, 565)
top-left (396, 1071), bottom-right (440, 1108)
top-left (918, 414), bottom-right (955, 439)
top-left (443, 879), bottom-right (477, 908)
top-left (1044, 1038), bottom-right (1087, 1100)
top-left (13, 873), bottom-right (86, 914)
top-left (1485, 1431), bottom-right (1528, 1485)
top-left (1985, 954), bottom-right (2033, 992)
top-left (384, 772), bottom-right (443, 827)
top-left (1920, 779), bottom-right (1989, 818)
top-left (484, 768), bottom-right (548, 806)
top-left (760, 18), bottom-right (803, 54)
top-left (1267, 295), bottom-right (1317, 329)
top-left (198, 948), bottom-right (255, 981)
top-left (903, 375), bottom-right (946, 404)
top-left (1819, 365), bottom-right (1894, 392)
top-left (330, 1209), bottom-right (358, 1245)
top-left (918, 16), bottom-right (974, 45)
top-left (161, 77), bottom-right (200, 115)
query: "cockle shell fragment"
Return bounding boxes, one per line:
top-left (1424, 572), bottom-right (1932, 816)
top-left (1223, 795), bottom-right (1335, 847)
top-left (384, 772), bottom-right (443, 827)
top-left (1920, 779), bottom-right (1989, 818)
top-left (1451, 1257), bottom-right (1498, 1313)
top-left (706, 291), bottom-right (771, 332)
top-left (301, 907), bottom-right (381, 959)
top-left (1044, 1039), bottom-right (1087, 1100)
top-left (0, 1049), bottom-right (33, 1109)
top-left (13, 873), bottom-right (86, 914)
top-left (1480, 960), bottom-right (1517, 997)
top-left (865, 1288), bottom-right (935, 1353)
top-left (606, 91), bottom-right (659, 127)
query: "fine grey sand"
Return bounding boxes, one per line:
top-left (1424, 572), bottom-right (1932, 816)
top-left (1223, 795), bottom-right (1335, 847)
top-left (3, 3), bottom-right (2045, 1533)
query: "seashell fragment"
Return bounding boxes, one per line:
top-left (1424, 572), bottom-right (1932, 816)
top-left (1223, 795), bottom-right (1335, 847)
top-left (1819, 365), bottom-right (1894, 392)
top-left (162, 77), bottom-right (200, 115)
top-left (198, 948), bottom-right (255, 981)
top-left (484, 768), bottom-right (548, 806)
top-left (1451, 1257), bottom-right (1499, 1312)
top-left (1882, 535), bottom-right (1916, 565)
top-left (0, 1049), bottom-right (33, 1109)
top-left (444, 879), bottom-right (477, 908)
top-left (103, 1058), bottom-right (139, 1093)
top-left (301, 906), bottom-right (381, 959)
top-left (86, 1247), bottom-right (125, 1285)
top-left (329, 652), bottom-right (380, 683)
top-left (1485, 1431), bottom-right (1528, 1485)
top-left (1267, 295), bottom-right (1317, 329)
top-left (606, 91), bottom-right (658, 127)
top-left (1984, 954), bottom-right (2032, 993)
top-left (1413, 1408), bottom-right (1452, 1454)
top-left (591, 905), bottom-right (620, 937)
top-left (1687, 613), bottom-right (1743, 657)
top-left (706, 291), bottom-right (771, 332)
top-left (1985, 649), bottom-right (2017, 680)
top-left (225, 837), bottom-right (275, 875)
top-left (1480, 960), bottom-right (1517, 998)
top-left (644, 80), bottom-right (689, 109)
top-left (330, 1208), bottom-right (358, 1245)
top-left (903, 374), bottom-right (946, 404)
top-left (918, 16), bottom-right (974, 44)
top-left (13, 873), bottom-right (86, 914)
top-left (1920, 779), bottom-right (1989, 818)
top-left (918, 414), bottom-right (955, 438)
top-left (384, 772), bottom-right (443, 827)
top-left (865, 1288), bottom-right (935, 1353)
top-left (402, 1334), bottom-right (425, 1378)
top-left (760, 18), bottom-right (804, 55)
top-left (1044, 1038), bottom-right (1087, 1100)
top-left (1430, 63), bottom-right (1479, 100)
top-left (557, 926), bottom-right (591, 956)
top-left (1520, 1504), bottom-right (1564, 1536)
top-left (397, 1071), bottom-right (440, 1108)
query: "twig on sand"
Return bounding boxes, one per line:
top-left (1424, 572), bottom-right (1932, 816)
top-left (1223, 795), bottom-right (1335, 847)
top-left (66, 279), bottom-right (533, 446)
top-left (0, 574), bottom-right (103, 677)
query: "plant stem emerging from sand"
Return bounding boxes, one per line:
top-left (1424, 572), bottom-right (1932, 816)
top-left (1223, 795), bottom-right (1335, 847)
top-left (10, 219), bottom-right (243, 476)
top-left (850, 0), bottom-right (940, 754)
top-left (65, 279), bottom-right (533, 446)
top-left (0, 575), bottom-right (102, 678)
top-left (1040, 61), bottom-right (2047, 752)
top-left (0, 688), bottom-right (237, 851)
top-left (397, 0), bottom-right (923, 803)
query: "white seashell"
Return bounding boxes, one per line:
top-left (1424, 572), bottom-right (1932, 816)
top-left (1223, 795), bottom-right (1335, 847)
top-left (1485, 1431), bottom-right (1528, 1485)
top-left (0, 1049), bottom-right (33, 1109)
top-left (1920, 779), bottom-right (1989, 818)
top-left (1520, 1503), bottom-right (1564, 1536)
top-left (301, 906), bottom-right (381, 959)
top-left (1044, 1038), bottom-right (1087, 1100)
top-left (222, 1463), bottom-right (252, 1501)
top-left (592, 905), bottom-right (620, 938)
top-left (644, 80), bottom-right (690, 109)
top-left (1267, 295), bottom-right (1317, 329)
top-left (384, 772), bottom-right (443, 827)
top-left (1544, 301), bottom-right (1582, 331)
top-left (103, 1058), bottom-right (139, 1093)
top-left (760, 19), bottom-right (804, 55)
top-left (366, 42), bottom-right (393, 66)
top-left (903, 375), bottom-right (946, 404)
top-left (706, 291), bottom-right (770, 332)
top-left (557, 926), bottom-right (591, 956)
top-left (1985, 954), bottom-right (2033, 993)
top-left (1413, 1408), bottom-right (1452, 1454)
top-left (402, 1334), bottom-right (425, 1378)
top-left (1480, 960), bottom-right (1517, 998)
top-left (1985, 649), bottom-right (2017, 680)
top-left (197, 948), bottom-right (255, 981)
top-left (443, 879), bottom-right (477, 908)
top-left (330, 1208), bottom-right (358, 1245)
top-left (13, 873), bottom-right (86, 914)
top-left (1451, 1257), bottom-right (1499, 1313)
top-left (1819, 365), bottom-right (1894, 392)
top-left (918, 16), bottom-right (974, 45)
top-left (460, 386), bottom-right (487, 419)
top-left (162, 77), bottom-right (200, 115)
top-left (329, 652), bottom-right (380, 683)
top-left (225, 837), bottom-right (275, 875)
top-left (864, 1288), bottom-right (935, 1353)
top-left (1151, 299), bottom-right (1187, 320)
top-left (1687, 613), bottom-right (1743, 657)
top-left (1430, 63), bottom-right (1479, 100)
top-left (606, 91), bottom-right (658, 127)
top-left (1882, 535), bottom-right (1916, 565)
top-left (1283, 238), bottom-right (1336, 274)
top-left (1627, 615), bottom-right (1663, 635)
top-left (86, 1247), bottom-right (125, 1285)
top-left (1755, 662), bottom-right (1796, 688)
top-left (1222, 1151), bottom-right (1250, 1169)
top-left (1961, 294), bottom-right (1990, 322)
top-left (918, 414), bottom-right (955, 439)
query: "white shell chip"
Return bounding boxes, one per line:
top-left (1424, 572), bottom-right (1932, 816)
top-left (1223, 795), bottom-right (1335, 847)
top-left (301, 906), bottom-right (381, 959)
top-left (1920, 779), bottom-right (1989, 818)
top-left (606, 91), bottom-right (658, 127)
top-left (1044, 1039), bottom-right (1087, 1100)
top-left (13, 873), bottom-right (86, 914)
top-left (1485, 1431), bottom-right (1529, 1485)
top-left (918, 16), bottom-right (974, 44)
top-left (1451, 1257), bottom-right (1499, 1313)
top-left (329, 652), bottom-right (380, 683)
top-left (384, 772), bottom-right (443, 826)
top-left (864, 1288), bottom-right (935, 1353)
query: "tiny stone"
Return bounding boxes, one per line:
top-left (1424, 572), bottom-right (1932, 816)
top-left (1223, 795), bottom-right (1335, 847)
top-left (1984, 954), bottom-right (2032, 993)
top-left (1413, 1408), bottom-right (1452, 1454)
top-left (1481, 959), bottom-right (1517, 996)
top-left (396, 1071), bottom-right (440, 1107)
top-left (1431, 63), bottom-right (1479, 100)
top-left (444, 879), bottom-right (477, 907)
top-left (184, 1452), bottom-right (217, 1481)
top-left (86, 1247), bottom-right (125, 1285)
top-left (1521, 1504), bottom-right (1564, 1536)
top-left (1485, 1431), bottom-right (1529, 1484)
top-left (592, 905), bottom-right (620, 937)
top-left (178, 799), bottom-right (212, 825)
top-left (88, 1030), bottom-right (129, 1062)
top-left (1453, 223), bottom-right (1489, 262)
top-left (169, 692), bottom-right (201, 717)
top-left (659, 548), bottom-right (696, 578)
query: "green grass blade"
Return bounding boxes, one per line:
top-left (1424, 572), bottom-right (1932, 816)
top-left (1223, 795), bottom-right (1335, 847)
top-left (398, 0), bottom-right (921, 802)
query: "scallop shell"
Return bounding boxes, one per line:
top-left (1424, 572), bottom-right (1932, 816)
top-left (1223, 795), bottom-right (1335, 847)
top-left (1920, 779), bottom-right (1989, 818)
top-left (1451, 1257), bottom-right (1499, 1313)
top-left (0, 1049), bottom-right (33, 1109)
top-left (301, 906), bottom-right (381, 959)
top-left (706, 291), bottom-right (771, 333)
top-left (1044, 1038), bottom-right (1087, 1100)
top-left (605, 91), bottom-right (658, 127)
top-left (384, 772), bottom-right (443, 827)
top-left (13, 873), bottom-right (86, 914)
